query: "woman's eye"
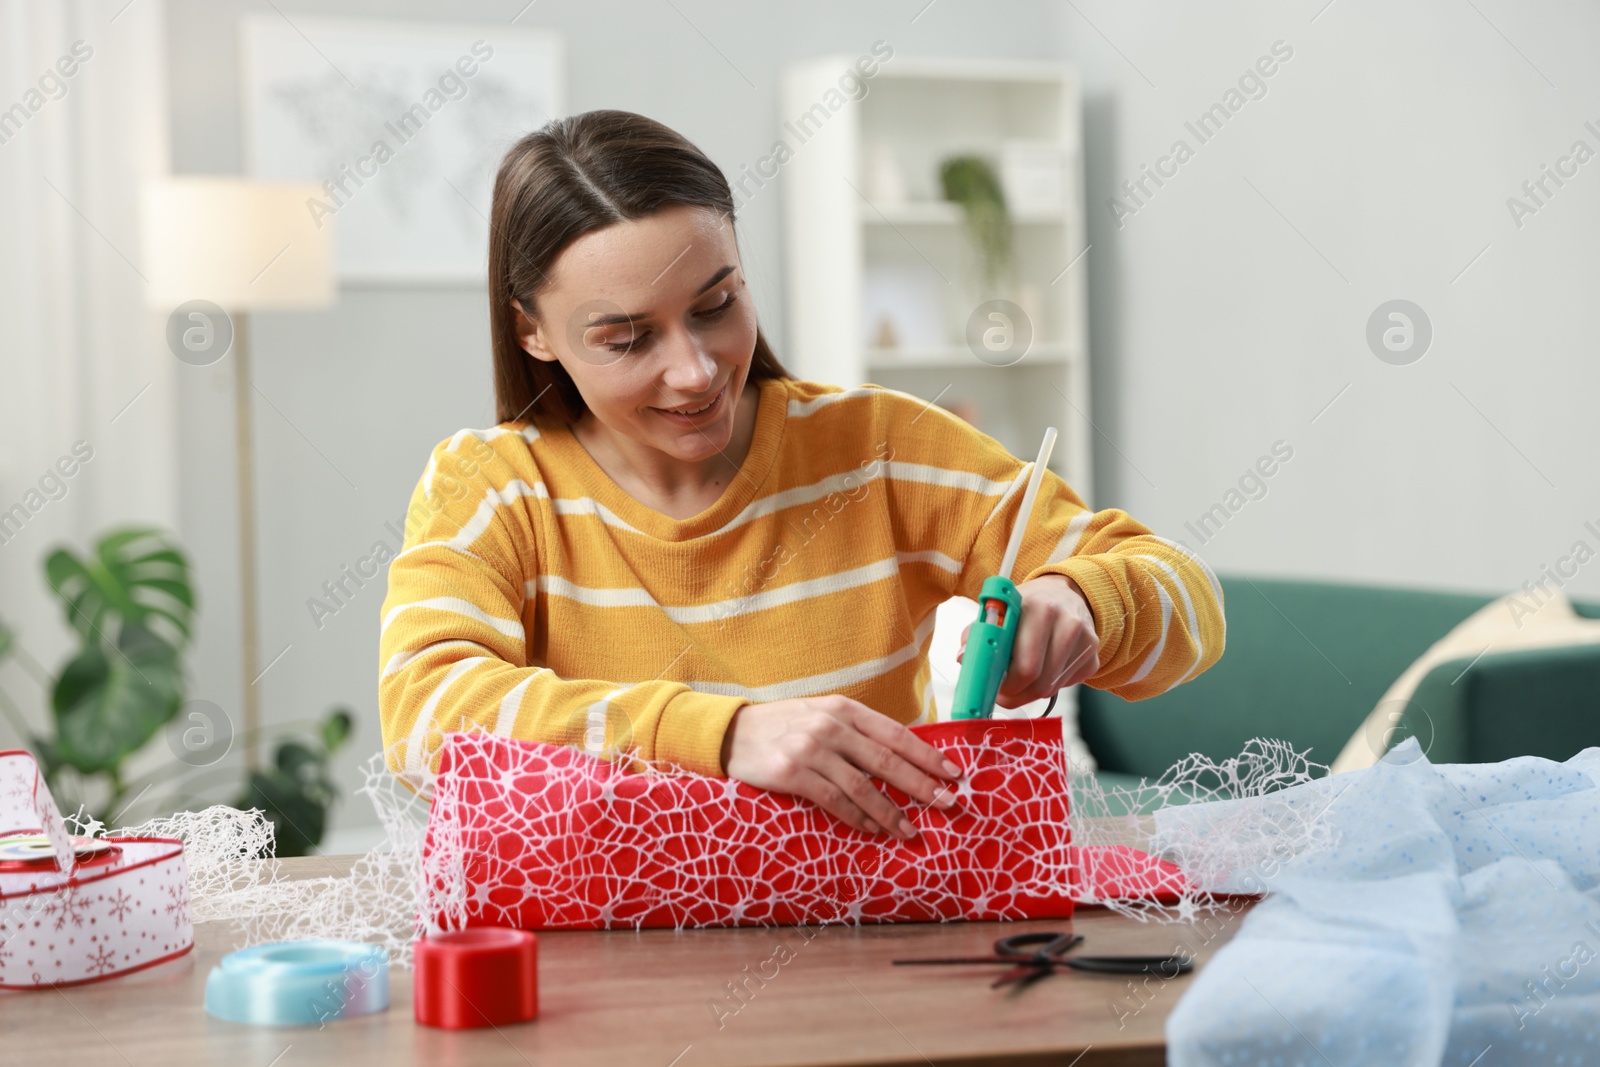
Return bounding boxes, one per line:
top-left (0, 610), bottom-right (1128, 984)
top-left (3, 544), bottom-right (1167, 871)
top-left (696, 293), bottom-right (737, 319)
top-left (597, 294), bottom-right (736, 352)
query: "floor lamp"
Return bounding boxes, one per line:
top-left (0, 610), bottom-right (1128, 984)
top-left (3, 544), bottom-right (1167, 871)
top-left (141, 177), bottom-right (335, 772)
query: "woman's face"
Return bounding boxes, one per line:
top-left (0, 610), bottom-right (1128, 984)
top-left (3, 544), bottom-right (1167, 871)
top-left (516, 204), bottom-right (759, 465)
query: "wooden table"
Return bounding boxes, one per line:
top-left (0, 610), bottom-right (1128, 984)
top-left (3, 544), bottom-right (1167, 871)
top-left (5, 855), bottom-right (1252, 1066)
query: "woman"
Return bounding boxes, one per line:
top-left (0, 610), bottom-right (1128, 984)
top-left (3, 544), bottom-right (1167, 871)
top-left (378, 110), bottom-right (1225, 841)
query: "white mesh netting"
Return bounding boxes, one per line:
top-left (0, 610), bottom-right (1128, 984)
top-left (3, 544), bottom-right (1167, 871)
top-left (1065, 738), bottom-right (1336, 921)
top-left (66, 755), bottom-right (432, 967)
top-left (59, 727), bottom-right (1332, 966)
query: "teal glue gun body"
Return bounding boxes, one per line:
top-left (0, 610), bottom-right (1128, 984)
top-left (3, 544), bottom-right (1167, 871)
top-left (950, 575), bottom-right (1023, 720)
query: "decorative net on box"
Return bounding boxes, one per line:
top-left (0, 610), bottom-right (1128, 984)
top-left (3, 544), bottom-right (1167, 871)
top-left (57, 726), bottom-right (1334, 965)
top-left (419, 718), bottom-right (1078, 932)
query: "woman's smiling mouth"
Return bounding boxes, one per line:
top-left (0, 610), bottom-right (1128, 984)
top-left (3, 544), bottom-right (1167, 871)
top-left (652, 385), bottom-right (726, 424)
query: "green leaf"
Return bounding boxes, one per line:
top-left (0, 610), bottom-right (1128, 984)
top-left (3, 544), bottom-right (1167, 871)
top-left (0, 618), bottom-right (13, 664)
top-left (320, 708), bottom-right (353, 753)
top-left (275, 740), bottom-right (321, 780)
top-left (44, 527), bottom-right (195, 656)
top-left (240, 768), bottom-right (328, 858)
top-left (49, 627), bottom-right (184, 775)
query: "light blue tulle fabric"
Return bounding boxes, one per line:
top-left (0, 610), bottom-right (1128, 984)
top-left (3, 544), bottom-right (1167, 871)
top-left (1164, 738), bottom-right (1600, 1067)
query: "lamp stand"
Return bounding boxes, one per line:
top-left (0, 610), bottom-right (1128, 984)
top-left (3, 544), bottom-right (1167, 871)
top-left (233, 311), bottom-right (261, 774)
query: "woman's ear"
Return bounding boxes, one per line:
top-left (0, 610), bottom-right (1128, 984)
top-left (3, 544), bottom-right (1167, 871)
top-left (511, 298), bottom-right (559, 363)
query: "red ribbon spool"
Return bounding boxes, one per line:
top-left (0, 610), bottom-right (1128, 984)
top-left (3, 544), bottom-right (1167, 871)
top-left (414, 927), bottom-right (538, 1029)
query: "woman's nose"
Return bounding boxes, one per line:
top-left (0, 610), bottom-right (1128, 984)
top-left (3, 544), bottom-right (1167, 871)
top-left (659, 331), bottom-right (717, 392)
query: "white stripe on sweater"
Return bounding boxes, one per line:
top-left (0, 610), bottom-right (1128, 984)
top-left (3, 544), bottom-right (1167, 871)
top-left (531, 576), bottom-right (661, 611)
top-left (532, 554), bottom-right (946, 625)
top-left (582, 686), bottom-right (633, 754)
top-left (705, 461), bottom-right (1009, 538)
top-left (449, 424), bottom-right (540, 450)
top-left (1127, 577), bottom-right (1173, 684)
top-left (549, 494), bottom-right (645, 535)
top-left (391, 479), bottom-right (545, 565)
top-left (895, 548), bottom-right (962, 574)
top-left (423, 425), bottom-right (540, 488)
top-left (1046, 509), bottom-right (1095, 564)
top-left (886, 461), bottom-right (1018, 497)
top-left (401, 477), bottom-right (647, 550)
top-left (450, 480), bottom-right (544, 549)
top-left (492, 672), bottom-right (540, 736)
top-left (786, 384), bottom-right (970, 429)
top-left (382, 639), bottom-right (495, 679)
top-left (721, 470), bottom-right (873, 530)
top-left (981, 463), bottom-right (1032, 530)
top-left (381, 596), bottom-right (525, 640)
top-left (1133, 553), bottom-right (1205, 684)
top-left (786, 387), bottom-right (881, 417)
top-left (403, 655), bottom-right (494, 780)
top-left (685, 610), bottom-right (937, 703)
top-left (1145, 535), bottom-right (1225, 646)
top-left (418, 461), bottom-right (1012, 545)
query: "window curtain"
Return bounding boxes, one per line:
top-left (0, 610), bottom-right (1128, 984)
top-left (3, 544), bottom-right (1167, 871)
top-left (0, 0), bottom-right (174, 738)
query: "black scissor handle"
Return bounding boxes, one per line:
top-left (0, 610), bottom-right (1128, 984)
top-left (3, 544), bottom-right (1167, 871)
top-left (1064, 954), bottom-right (1193, 976)
top-left (993, 932), bottom-right (1080, 959)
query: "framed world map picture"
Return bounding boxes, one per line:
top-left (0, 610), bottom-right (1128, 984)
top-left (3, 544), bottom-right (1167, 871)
top-left (241, 16), bottom-right (563, 284)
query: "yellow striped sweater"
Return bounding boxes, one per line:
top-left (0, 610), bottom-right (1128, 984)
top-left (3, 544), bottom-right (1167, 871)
top-left (378, 377), bottom-right (1225, 792)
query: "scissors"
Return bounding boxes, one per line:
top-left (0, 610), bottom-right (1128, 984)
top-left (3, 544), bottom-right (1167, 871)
top-left (893, 931), bottom-right (1192, 991)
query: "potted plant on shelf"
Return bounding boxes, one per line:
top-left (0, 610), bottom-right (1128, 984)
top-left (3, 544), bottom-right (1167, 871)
top-left (939, 153), bottom-right (1015, 297)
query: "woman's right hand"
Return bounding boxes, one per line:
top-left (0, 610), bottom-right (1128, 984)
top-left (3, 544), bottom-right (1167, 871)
top-left (719, 695), bottom-right (964, 840)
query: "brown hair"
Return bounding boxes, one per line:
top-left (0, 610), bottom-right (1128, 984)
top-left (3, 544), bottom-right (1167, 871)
top-left (488, 109), bottom-right (792, 425)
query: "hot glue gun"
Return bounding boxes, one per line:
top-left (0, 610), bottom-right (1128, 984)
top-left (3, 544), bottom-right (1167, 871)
top-left (950, 426), bottom-right (1059, 720)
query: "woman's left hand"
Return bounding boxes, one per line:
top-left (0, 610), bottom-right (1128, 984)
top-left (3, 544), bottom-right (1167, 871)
top-left (957, 573), bottom-right (1100, 709)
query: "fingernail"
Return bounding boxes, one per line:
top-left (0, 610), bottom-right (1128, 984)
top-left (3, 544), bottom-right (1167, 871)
top-left (863, 819), bottom-right (880, 835)
top-left (941, 759), bottom-right (962, 779)
top-left (897, 818), bottom-right (917, 839)
top-left (931, 785), bottom-right (958, 809)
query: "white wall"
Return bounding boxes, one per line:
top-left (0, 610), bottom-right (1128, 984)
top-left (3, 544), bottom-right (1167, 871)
top-left (1065, 0), bottom-right (1600, 602)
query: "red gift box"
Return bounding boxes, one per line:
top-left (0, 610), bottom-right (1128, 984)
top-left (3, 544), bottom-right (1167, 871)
top-left (420, 717), bottom-right (1080, 931)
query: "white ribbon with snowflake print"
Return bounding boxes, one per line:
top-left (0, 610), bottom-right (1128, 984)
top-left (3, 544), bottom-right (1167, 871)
top-left (0, 749), bottom-right (194, 988)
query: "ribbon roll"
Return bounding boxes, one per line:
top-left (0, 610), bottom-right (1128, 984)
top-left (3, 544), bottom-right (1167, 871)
top-left (414, 927), bottom-right (538, 1029)
top-left (205, 940), bottom-right (389, 1026)
top-left (0, 833), bottom-right (121, 875)
top-left (0, 750), bottom-right (192, 989)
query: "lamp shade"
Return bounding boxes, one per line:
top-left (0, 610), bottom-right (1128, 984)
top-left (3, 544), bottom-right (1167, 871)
top-left (141, 177), bottom-right (335, 310)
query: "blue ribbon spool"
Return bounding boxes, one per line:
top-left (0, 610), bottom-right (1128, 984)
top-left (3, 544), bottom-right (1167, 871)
top-left (205, 940), bottom-right (389, 1026)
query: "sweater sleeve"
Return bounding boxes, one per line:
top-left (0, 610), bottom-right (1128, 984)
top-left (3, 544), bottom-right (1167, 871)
top-left (377, 433), bottom-right (748, 795)
top-left (888, 402), bottom-right (1225, 701)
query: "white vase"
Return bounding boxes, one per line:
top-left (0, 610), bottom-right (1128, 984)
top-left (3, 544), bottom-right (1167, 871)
top-left (863, 142), bottom-right (906, 207)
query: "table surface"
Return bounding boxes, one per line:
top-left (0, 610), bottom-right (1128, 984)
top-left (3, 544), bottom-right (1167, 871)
top-left (5, 854), bottom-right (1252, 1067)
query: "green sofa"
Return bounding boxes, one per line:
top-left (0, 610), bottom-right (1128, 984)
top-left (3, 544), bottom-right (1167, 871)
top-left (1077, 576), bottom-right (1600, 794)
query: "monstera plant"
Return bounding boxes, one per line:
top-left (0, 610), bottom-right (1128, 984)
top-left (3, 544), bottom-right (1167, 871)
top-left (37, 527), bottom-right (193, 812)
top-left (0, 526), bottom-right (351, 856)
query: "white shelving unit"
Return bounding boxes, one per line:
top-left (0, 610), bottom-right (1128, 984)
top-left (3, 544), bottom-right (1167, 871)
top-left (779, 56), bottom-right (1093, 500)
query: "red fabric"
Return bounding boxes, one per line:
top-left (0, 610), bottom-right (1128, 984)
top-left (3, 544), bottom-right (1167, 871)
top-left (421, 717), bottom-right (1078, 931)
